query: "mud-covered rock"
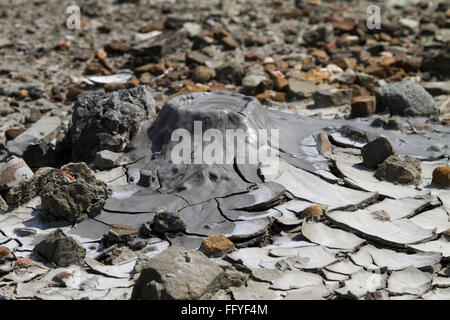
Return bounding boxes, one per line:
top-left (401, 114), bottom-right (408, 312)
top-left (40, 163), bottom-right (110, 223)
top-left (33, 229), bottom-right (86, 267)
top-left (375, 155), bottom-right (422, 185)
top-left (5, 167), bottom-right (54, 207)
top-left (152, 208), bottom-right (186, 235)
top-left (70, 86), bottom-right (156, 161)
top-left (105, 224), bottom-right (138, 244)
top-left (375, 80), bottom-right (438, 116)
top-left (131, 246), bottom-right (224, 300)
top-left (361, 136), bottom-right (396, 169)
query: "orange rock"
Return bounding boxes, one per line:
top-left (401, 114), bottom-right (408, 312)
top-left (351, 96), bottom-right (376, 117)
top-left (432, 167), bottom-right (450, 186)
top-left (256, 90), bottom-right (286, 102)
top-left (379, 56), bottom-right (396, 68)
top-left (134, 63), bottom-right (166, 76)
top-left (317, 133), bottom-right (331, 156)
top-left (299, 205), bottom-right (325, 218)
top-left (300, 68), bottom-right (329, 84)
top-left (312, 48), bottom-right (328, 59)
top-left (18, 89), bottom-right (29, 99)
top-left (270, 71), bottom-right (288, 91)
top-left (201, 234), bottom-right (235, 257)
top-left (96, 50), bottom-right (107, 60)
top-left (105, 40), bottom-right (129, 54)
top-left (0, 246), bottom-right (10, 258)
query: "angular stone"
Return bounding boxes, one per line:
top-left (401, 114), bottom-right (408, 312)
top-left (287, 77), bottom-right (318, 98)
top-left (33, 229), bottom-right (86, 267)
top-left (40, 162), bottom-right (110, 223)
top-left (0, 157), bottom-right (33, 191)
top-left (105, 224), bottom-right (138, 244)
top-left (432, 167), bottom-right (450, 186)
top-left (361, 136), bottom-right (396, 169)
top-left (95, 150), bottom-right (123, 170)
top-left (375, 80), bottom-right (438, 116)
top-left (313, 88), bottom-right (352, 108)
top-left (375, 155), bottom-right (422, 186)
top-left (6, 117), bottom-right (61, 157)
top-left (71, 86), bottom-right (156, 161)
top-left (131, 29), bottom-right (187, 58)
top-left (351, 96), bottom-right (376, 117)
top-left (201, 234), bottom-right (235, 257)
top-left (131, 246), bottom-right (224, 300)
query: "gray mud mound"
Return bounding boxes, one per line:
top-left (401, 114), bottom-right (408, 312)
top-left (40, 162), bottom-right (111, 223)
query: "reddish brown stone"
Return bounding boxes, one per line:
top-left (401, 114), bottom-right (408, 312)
top-left (432, 167), bottom-right (450, 186)
top-left (5, 128), bottom-right (26, 141)
top-left (299, 205), bottom-right (325, 219)
top-left (134, 63), bottom-right (166, 76)
top-left (0, 246), bottom-right (10, 258)
top-left (333, 20), bottom-right (356, 32)
top-left (105, 40), bottom-right (130, 54)
top-left (351, 96), bottom-right (376, 117)
top-left (66, 88), bottom-right (82, 102)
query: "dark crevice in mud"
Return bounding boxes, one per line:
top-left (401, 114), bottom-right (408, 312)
top-left (232, 157), bottom-right (254, 185)
top-left (215, 198), bottom-right (235, 223)
top-left (328, 192), bottom-right (379, 213)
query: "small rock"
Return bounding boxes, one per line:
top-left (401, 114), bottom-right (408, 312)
top-left (192, 66), bottom-right (212, 83)
top-left (0, 246), bottom-right (12, 262)
top-left (105, 41), bottom-right (130, 54)
top-left (0, 157), bottom-right (33, 191)
top-left (361, 136), bottom-right (396, 169)
top-left (40, 162), bottom-right (110, 223)
top-left (139, 169), bottom-right (154, 187)
top-left (152, 208), bottom-right (186, 235)
top-left (288, 77), bottom-right (318, 98)
top-left (5, 128), bottom-right (26, 142)
top-left (313, 88), bottom-right (352, 108)
top-left (134, 63), bottom-right (166, 75)
top-left (131, 246), bottom-right (224, 300)
top-left (95, 150), bottom-right (123, 170)
top-left (185, 51), bottom-right (209, 65)
top-left (6, 117), bottom-right (61, 157)
top-left (221, 36), bottom-right (239, 49)
top-left (33, 229), bottom-right (86, 267)
top-left (140, 21), bottom-right (164, 33)
top-left (375, 80), bottom-right (438, 116)
top-left (201, 234), bottom-right (235, 257)
top-left (183, 22), bottom-right (202, 38)
top-left (105, 224), bottom-right (138, 244)
top-left (298, 204), bottom-right (325, 220)
top-left (375, 155), bottom-right (422, 186)
top-left (215, 61), bottom-right (243, 84)
top-left (351, 96), bottom-right (376, 117)
top-left (432, 167), bottom-right (450, 186)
